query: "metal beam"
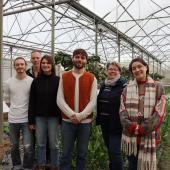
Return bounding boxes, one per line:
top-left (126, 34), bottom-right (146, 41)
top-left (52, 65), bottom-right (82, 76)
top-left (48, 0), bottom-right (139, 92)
top-left (68, 1), bottom-right (160, 64)
top-left (3, 0), bottom-right (162, 65)
top-left (3, 42), bottom-right (51, 54)
top-left (51, 0), bottom-right (55, 58)
top-left (117, 36), bottom-right (120, 62)
top-left (95, 23), bottom-right (98, 56)
top-left (3, 0), bottom-right (72, 16)
top-left (0, 0), bottom-right (3, 145)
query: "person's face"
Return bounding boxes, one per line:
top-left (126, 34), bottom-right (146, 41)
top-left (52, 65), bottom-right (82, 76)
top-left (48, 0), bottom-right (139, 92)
top-left (31, 52), bottom-right (41, 67)
top-left (41, 58), bottom-right (52, 75)
top-left (131, 61), bottom-right (148, 81)
top-left (72, 53), bottom-right (87, 69)
top-left (107, 64), bottom-right (120, 80)
top-left (14, 59), bottom-right (27, 74)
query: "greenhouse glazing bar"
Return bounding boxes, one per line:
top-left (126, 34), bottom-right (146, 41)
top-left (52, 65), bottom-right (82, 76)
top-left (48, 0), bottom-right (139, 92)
top-left (68, 0), bottom-right (161, 64)
top-left (0, 0), bottom-right (3, 145)
top-left (3, 0), bottom-right (161, 65)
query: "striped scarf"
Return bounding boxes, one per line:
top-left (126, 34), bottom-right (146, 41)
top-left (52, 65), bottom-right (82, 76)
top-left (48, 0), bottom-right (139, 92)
top-left (121, 77), bottom-right (157, 170)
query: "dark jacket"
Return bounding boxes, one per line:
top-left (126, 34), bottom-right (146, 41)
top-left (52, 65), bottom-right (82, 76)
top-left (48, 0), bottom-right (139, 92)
top-left (28, 74), bottom-right (61, 125)
top-left (96, 77), bottom-right (126, 134)
top-left (26, 67), bottom-right (36, 78)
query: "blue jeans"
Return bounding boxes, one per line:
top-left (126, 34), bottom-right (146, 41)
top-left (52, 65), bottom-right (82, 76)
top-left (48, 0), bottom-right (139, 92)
top-left (60, 121), bottom-right (92, 170)
top-left (9, 122), bottom-right (33, 168)
top-left (101, 125), bottom-right (123, 170)
top-left (36, 117), bottom-right (59, 167)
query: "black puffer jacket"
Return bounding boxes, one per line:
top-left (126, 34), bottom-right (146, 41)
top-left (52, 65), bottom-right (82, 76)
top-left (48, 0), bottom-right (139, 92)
top-left (96, 77), bottom-right (127, 134)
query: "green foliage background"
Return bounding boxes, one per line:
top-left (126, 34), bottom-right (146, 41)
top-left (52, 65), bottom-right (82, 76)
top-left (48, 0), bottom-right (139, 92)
top-left (157, 87), bottom-right (170, 161)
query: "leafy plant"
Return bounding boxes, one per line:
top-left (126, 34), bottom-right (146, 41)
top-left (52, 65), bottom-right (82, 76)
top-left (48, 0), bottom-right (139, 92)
top-left (87, 122), bottom-right (108, 169)
top-left (55, 51), bottom-right (72, 71)
top-left (149, 72), bottom-right (165, 81)
top-left (121, 67), bottom-right (131, 80)
top-left (86, 55), bottom-right (106, 85)
top-left (157, 94), bottom-right (170, 161)
top-left (165, 87), bottom-right (170, 94)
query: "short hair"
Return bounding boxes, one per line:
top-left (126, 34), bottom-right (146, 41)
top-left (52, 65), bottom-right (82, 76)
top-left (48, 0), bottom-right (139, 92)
top-left (39, 55), bottom-right (56, 75)
top-left (31, 50), bottom-right (41, 58)
top-left (14, 57), bottom-right (27, 66)
top-left (73, 49), bottom-right (88, 59)
top-left (129, 57), bottom-right (149, 75)
top-left (106, 61), bottom-right (121, 72)
top-left (31, 50), bottom-right (40, 55)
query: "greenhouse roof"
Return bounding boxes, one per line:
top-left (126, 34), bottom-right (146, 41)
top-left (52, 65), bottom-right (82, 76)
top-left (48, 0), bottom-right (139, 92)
top-left (3, 0), bottom-right (170, 70)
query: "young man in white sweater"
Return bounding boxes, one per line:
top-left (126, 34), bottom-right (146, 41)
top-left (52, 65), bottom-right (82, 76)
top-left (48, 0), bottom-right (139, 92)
top-left (4, 57), bottom-right (33, 170)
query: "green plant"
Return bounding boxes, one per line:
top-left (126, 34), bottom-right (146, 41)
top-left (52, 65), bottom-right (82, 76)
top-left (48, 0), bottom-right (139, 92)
top-left (149, 72), bottom-right (165, 81)
top-left (165, 87), bottom-right (170, 94)
top-left (121, 66), bottom-right (131, 80)
top-left (157, 98), bottom-right (170, 160)
top-left (55, 51), bottom-right (72, 71)
top-left (3, 122), bottom-right (9, 134)
top-left (87, 122), bottom-right (108, 169)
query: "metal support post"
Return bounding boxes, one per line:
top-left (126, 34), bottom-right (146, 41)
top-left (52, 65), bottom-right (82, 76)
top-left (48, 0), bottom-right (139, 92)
top-left (10, 46), bottom-right (13, 77)
top-left (0, 0), bottom-right (3, 144)
top-left (117, 36), bottom-right (120, 62)
top-left (95, 23), bottom-right (98, 57)
top-left (51, 0), bottom-right (55, 58)
top-left (132, 45), bottom-right (134, 59)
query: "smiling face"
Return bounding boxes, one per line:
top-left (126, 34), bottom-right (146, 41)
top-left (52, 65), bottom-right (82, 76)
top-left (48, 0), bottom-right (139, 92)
top-left (131, 61), bottom-right (148, 81)
top-left (72, 53), bottom-right (87, 69)
top-left (14, 58), bottom-right (27, 74)
top-left (107, 64), bottom-right (120, 80)
top-left (41, 58), bottom-right (52, 75)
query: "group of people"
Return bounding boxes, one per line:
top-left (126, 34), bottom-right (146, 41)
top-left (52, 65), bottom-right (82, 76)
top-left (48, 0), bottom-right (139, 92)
top-left (3, 48), bottom-right (166, 170)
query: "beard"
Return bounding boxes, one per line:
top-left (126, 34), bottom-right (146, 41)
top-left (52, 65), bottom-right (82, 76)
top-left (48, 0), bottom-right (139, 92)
top-left (73, 62), bottom-right (85, 69)
top-left (16, 68), bottom-right (26, 73)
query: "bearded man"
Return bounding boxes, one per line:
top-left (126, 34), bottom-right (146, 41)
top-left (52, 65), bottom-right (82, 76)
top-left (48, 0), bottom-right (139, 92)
top-left (57, 48), bottom-right (97, 170)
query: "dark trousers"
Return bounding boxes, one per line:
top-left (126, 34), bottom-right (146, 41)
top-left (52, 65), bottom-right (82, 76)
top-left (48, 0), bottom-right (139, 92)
top-left (101, 125), bottom-right (123, 170)
top-left (127, 153), bottom-right (138, 170)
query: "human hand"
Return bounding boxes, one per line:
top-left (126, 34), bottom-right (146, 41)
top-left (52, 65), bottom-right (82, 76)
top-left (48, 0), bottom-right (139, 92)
top-left (29, 124), bottom-right (35, 130)
top-left (70, 114), bottom-right (80, 124)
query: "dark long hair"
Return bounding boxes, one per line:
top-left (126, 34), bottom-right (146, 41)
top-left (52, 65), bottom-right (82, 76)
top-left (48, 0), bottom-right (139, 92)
top-left (39, 55), bottom-right (56, 76)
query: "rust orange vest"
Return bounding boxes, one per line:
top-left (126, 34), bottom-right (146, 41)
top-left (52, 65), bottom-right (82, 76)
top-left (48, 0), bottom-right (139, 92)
top-left (62, 71), bottom-right (94, 120)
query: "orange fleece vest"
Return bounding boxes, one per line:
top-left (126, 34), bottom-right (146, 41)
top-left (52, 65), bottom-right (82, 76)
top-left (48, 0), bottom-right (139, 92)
top-left (62, 71), bottom-right (94, 120)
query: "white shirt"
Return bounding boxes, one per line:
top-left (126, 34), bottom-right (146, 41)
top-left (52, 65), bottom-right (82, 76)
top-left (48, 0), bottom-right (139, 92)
top-left (3, 76), bottom-right (33, 123)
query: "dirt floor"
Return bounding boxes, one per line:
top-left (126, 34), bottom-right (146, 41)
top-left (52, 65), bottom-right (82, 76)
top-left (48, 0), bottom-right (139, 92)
top-left (0, 141), bottom-right (10, 163)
